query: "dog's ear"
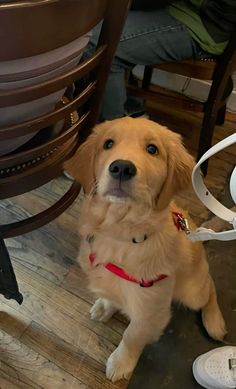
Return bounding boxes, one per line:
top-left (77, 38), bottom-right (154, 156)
top-left (156, 131), bottom-right (195, 210)
top-left (64, 132), bottom-right (97, 195)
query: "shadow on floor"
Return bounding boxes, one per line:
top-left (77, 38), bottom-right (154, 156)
top-left (129, 239), bottom-right (236, 389)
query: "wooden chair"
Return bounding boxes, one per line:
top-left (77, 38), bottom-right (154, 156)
top-left (0, 0), bottom-right (130, 302)
top-left (127, 28), bottom-right (236, 175)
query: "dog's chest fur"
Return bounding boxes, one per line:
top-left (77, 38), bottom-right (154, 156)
top-left (77, 197), bottom-right (182, 313)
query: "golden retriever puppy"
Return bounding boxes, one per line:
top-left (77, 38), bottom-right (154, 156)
top-left (66, 117), bottom-right (226, 382)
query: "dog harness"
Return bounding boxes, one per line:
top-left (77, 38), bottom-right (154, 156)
top-left (87, 211), bottom-right (188, 288)
top-left (89, 252), bottom-right (168, 287)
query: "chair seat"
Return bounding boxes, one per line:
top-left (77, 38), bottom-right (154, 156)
top-left (153, 57), bottom-right (217, 80)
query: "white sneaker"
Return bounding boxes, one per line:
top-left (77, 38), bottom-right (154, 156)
top-left (193, 346), bottom-right (236, 389)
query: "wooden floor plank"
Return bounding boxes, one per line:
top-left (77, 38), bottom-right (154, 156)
top-left (0, 330), bottom-right (86, 389)
top-left (21, 321), bottom-right (127, 389)
top-left (4, 262), bottom-right (123, 361)
top-left (6, 237), bottom-right (69, 286)
top-left (0, 305), bottom-right (31, 340)
top-left (0, 369), bottom-right (35, 389)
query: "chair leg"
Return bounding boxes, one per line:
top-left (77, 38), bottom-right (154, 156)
top-left (216, 76), bottom-right (233, 125)
top-left (0, 236), bottom-right (23, 304)
top-left (197, 114), bottom-right (217, 176)
top-left (142, 66), bottom-right (153, 90)
top-left (216, 104), bottom-right (226, 125)
top-left (197, 77), bottom-right (232, 175)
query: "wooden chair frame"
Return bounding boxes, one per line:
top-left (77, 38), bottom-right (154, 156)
top-left (0, 0), bottom-right (130, 240)
top-left (127, 28), bottom-right (236, 175)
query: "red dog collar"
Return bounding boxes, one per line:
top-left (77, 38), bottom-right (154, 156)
top-left (89, 253), bottom-right (167, 287)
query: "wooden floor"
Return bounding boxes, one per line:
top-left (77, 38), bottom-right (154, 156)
top-left (0, 109), bottom-right (235, 389)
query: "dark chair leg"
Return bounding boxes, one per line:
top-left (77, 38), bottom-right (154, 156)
top-left (216, 104), bottom-right (226, 125)
top-left (142, 66), bottom-right (153, 90)
top-left (197, 76), bottom-right (234, 175)
top-left (0, 236), bottom-right (23, 304)
top-left (216, 77), bottom-right (233, 125)
top-left (197, 112), bottom-right (218, 176)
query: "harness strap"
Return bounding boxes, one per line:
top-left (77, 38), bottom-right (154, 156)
top-left (189, 133), bottom-right (236, 242)
top-left (89, 253), bottom-right (168, 287)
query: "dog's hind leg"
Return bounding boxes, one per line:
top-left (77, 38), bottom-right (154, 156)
top-left (201, 276), bottom-right (227, 341)
top-left (177, 274), bottom-right (227, 341)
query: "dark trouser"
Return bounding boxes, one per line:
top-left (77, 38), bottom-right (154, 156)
top-left (85, 9), bottom-right (207, 120)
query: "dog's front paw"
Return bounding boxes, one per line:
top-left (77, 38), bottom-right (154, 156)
top-left (90, 298), bottom-right (116, 322)
top-left (106, 341), bottom-right (137, 382)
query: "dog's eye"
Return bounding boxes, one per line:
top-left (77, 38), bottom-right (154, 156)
top-left (103, 139), bottom-right (114, 150)
top-left (146, 144), bottom-right (159, 155)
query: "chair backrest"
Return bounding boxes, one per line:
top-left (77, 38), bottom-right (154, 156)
top-left (0, 0), bottom-right (107, 61)
top-left (0, 0), bottom-right (130, 198)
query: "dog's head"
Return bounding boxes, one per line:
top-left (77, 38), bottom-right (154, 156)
top-left (65, 117), bottom-right (195, 210)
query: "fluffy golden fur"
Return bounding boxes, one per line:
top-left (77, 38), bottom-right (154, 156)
top-left (66, 117), bottom-right (226, 382)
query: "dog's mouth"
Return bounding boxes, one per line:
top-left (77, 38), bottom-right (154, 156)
top-left (105, 187), bottom-right (129, 197)
top-left (103, 186), bottom-right (133, 202)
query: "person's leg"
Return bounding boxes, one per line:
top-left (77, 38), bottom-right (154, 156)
top-left (85, 9), bottom-right (205, 120)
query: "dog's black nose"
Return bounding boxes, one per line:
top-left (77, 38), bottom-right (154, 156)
top-left (109, 160), bottom-right (137, 181)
